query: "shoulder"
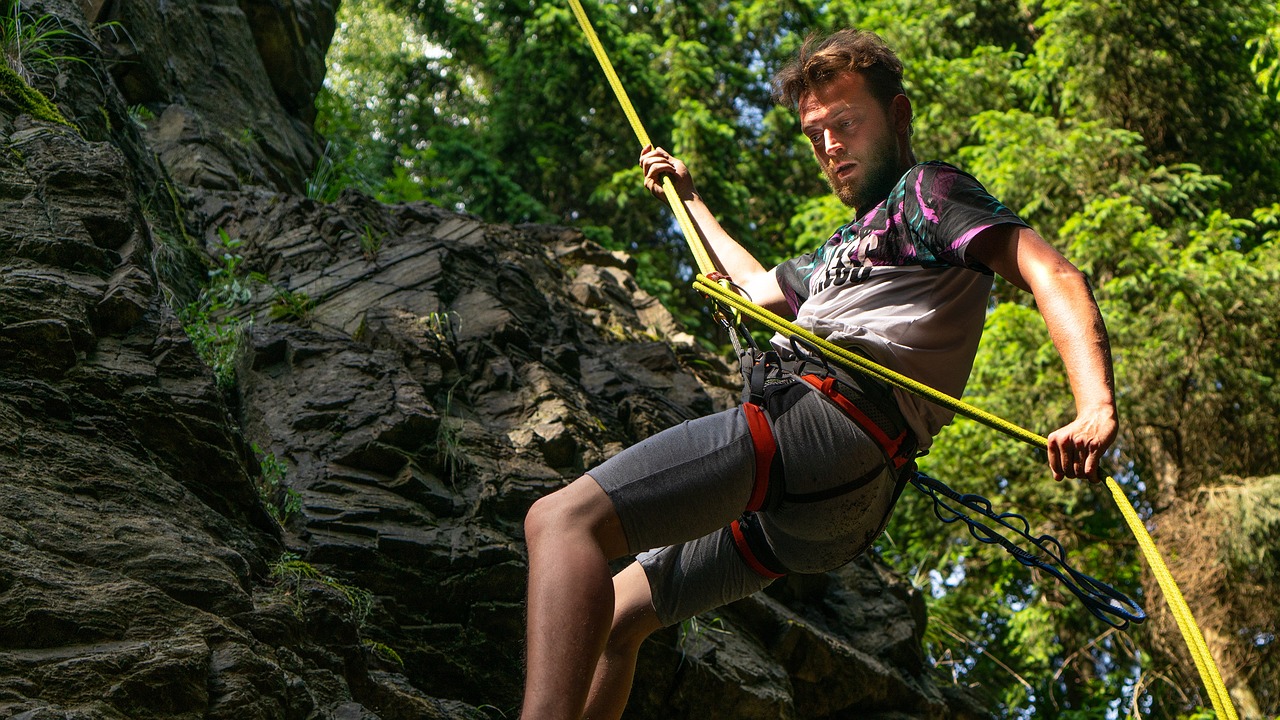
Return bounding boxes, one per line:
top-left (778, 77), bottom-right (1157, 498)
top-left (899, 161), bottom-right (987, 201)
top-left (903, 161), bottom-right (1024, 229)
top-left (895, 162), bottom-right (1027, 269)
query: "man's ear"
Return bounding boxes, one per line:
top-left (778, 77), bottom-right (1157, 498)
top-left (892, 94), bottom-right (913, 136)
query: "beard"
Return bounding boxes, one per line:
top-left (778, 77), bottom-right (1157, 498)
top-left (823, 133), bottom-right (902, 214)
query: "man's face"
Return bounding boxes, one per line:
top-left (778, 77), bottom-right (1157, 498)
top-left (799, 72), bottom-right (904, 213)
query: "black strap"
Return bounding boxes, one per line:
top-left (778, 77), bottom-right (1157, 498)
top-left (782, 463), bottom-right (886, 504)
top-left (908, 470), bottom-right (1147, 629)
top-left (742, 349), bottom-right (779, 407)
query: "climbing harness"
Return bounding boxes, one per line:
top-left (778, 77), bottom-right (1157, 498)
top-left (730, 337), bottom-right (918, 578)
top-left (563, 2), bottom-right (1240, 717)
top-left (722, 303), bottom-right (1142, 635)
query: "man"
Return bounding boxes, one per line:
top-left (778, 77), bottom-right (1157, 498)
top-left (522, 29), bottom-right (1117, 720)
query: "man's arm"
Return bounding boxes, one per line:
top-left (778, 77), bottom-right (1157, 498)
top-left (639, 145), bottom-right (789, 314)
top-left (967, 224), bottom-right (1118, 482)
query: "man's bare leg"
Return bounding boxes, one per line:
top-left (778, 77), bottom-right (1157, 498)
top-left (522, 475), bottom-right (631, 720)
top-left (582, 561), bottom-right (662, 720)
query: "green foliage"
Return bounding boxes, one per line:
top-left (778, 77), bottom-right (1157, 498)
top-left (958, 111), bottom-right (1147, 230)
top-left (360, 224), bottom-right (384, 261)
top-left (253, 443), bottom-right (302, 524)
top-left (268, 287), bottom-right (315, 323)
top-left (363, 639), bottom-right (405, 666)
top-left (0, 3), bottom-right (95, 127)
top-left (178, 229), bottom-right (254, 391)
top-left (677, 613), bottom-right (731, 661)
top-left (422, 310), bottom-right (458, 344)
top-left (305, 139), bottom-right (370, 202)
top-left (0, 3), bottom-right (85, 83)
top-left (180, 305), bottom-right (242, 391)
top-left (0, 60), bottom-right (67, 127)
top-left (1212, 476), bottom-right (1280, 581)
top-left (1251, 13), bottom-right (1280, 99)
top-left (436, 381), bottom-right (467, 483)
top-left (1014, 0), bottom-right (1280, 215)
top-left (320, 0), bottom-right (1280, 714)
top-left (269, 552), bottom-right (375, 626)
top-left (1095, 208), bottom-right (1280, 484)
top-left (127, 103), bottom-right (154, 127)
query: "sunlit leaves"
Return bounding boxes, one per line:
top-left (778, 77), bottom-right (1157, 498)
top-left (958, 110), bottom-right (1146, 230)
top-left (317, 1), bottom-right (1280, 713)
top-left (1251, 13), bottom-right (1280, 98)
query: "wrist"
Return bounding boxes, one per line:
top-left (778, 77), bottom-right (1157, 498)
top-left (1077, 402), bottom-right (1117, 421)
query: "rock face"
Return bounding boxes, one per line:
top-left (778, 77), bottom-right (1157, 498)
top-left (0, 1), bottom-right (986, 718)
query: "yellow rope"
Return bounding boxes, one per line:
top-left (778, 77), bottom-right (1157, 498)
top-left (565, 0), bottom-right (1238, 715)
top-left (1103, 479), bottom-right (1238, 718)
top-left (564, 0), bottom-right (716, 278)
top-left (696, 277), bottom-right (1238, 720)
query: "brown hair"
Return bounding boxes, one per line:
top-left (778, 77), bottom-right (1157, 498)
top-left (772, 29), bottom-right (906, 110)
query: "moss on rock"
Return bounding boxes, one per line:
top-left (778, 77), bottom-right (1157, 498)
top-left (0, 61), bottom-right (71, 126)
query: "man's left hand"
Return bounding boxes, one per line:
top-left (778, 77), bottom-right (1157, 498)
top-left (1046, 409), bottom-right (1118, 483)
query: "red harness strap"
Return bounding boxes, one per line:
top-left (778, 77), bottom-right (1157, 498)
top-left (730, 518), bottom-right (785, 579)
top-left (741, 402), bottom-right (776, 512)
top-left (732, 373), bottom-right (911, 580)
top-left (798, 374), bottom-right (911, 468)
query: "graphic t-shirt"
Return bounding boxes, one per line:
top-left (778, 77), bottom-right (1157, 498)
top-left (775, 161), bottom-right (1028, 448)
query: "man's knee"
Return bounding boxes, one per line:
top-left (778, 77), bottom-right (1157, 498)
top-left (607, 607), bottom-right (659, 652)
top-left (524, 490), bottom-right (571, 545)
top-left (524, 475), bottom-right (624, 554)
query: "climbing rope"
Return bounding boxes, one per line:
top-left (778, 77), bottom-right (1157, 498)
top-left (563, 1), bottom-right (1239, 716)
top-left (563, 0), bottom-right (715, 279)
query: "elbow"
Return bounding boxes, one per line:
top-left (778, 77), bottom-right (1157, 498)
top-left (1029, 257), bottom-right (1092, 300)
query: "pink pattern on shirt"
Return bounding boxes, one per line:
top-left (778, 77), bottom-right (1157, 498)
top-left (916, 169), bottom-right (940, 224)
top-left (951, 223), bottom-right (994, 255)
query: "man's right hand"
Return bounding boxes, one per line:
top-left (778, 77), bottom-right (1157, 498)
top-left (635, 144), bottom-right (789, 315)
top-left (640, 145), bottom-right (697, 202)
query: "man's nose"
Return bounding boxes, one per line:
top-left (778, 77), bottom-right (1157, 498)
top-left (823, 129), bottom-right (844, 156)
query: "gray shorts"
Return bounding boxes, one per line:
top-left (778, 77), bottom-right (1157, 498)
top-left (589, 379), bottom-right (903, 626)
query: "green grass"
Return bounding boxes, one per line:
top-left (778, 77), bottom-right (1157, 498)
top-left (1, 3), bottom-right (87, 84)
top-left (360, 223), bottom-right (384, 261)
top-left (269, 552), bottom-right (374, 625)
top-left (435, 380), bottom-right (468, 483)
top-left (0, 3), bottom-right (89, 127)
top-left (269, 287), bottom-right (315, 323)
top-left (305, 139), bottom-right (371, 203)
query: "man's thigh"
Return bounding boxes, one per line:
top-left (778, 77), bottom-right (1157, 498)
top-left (588, 407), bottom-right (756, 555)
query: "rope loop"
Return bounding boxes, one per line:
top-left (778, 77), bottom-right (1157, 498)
top-left (909, 471), bottom-right (1147, 629)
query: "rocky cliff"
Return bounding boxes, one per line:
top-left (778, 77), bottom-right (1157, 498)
top-left (0, 1), bottom-right (985, 717)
